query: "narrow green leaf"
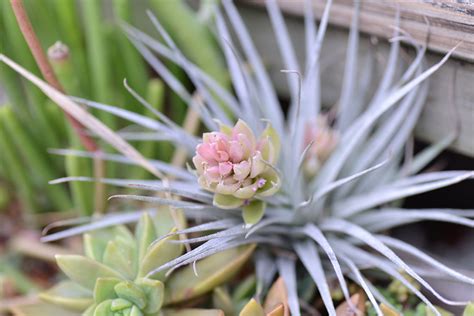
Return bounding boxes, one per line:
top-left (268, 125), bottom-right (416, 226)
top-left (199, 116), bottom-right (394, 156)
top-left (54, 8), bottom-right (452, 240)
top-left (135, 213), bottom-right (157, 263)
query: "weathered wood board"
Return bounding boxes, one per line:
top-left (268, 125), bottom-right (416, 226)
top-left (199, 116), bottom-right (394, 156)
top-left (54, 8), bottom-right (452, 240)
top-left (236, 2), bottom-right (474, 157)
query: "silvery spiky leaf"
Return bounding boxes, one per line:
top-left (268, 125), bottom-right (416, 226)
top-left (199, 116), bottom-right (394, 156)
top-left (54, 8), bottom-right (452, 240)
top-left (2, 0), bottom-right (474, 315)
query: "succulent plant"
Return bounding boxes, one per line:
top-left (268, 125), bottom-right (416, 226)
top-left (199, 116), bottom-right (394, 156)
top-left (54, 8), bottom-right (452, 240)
top-left (2, 0), bottom-right (474, 315)
top-left (38, 212), bottom-right (254, 315)
top-left (193, 119), bottom-right (280, 224)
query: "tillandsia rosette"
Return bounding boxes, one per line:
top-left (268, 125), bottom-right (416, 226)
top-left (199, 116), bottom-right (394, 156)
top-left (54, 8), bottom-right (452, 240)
top-left (193, 119), bottom-right (280, 224)
top-left (39, 212), bottom-right (254, 315)
top-left (3, 0), bottom-right (474, 315)
top-left (302, 115), bottom-right (338, 177)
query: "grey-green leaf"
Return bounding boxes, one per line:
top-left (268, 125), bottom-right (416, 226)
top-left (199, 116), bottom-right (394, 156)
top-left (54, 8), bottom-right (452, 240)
top-left (139, 227), bottom-right (183, 280)
top-left (56, 255), bottom-right (123, 291)
top-left (165, 244), bottom-right (256, 304)
top-left (39, 281), bottom-right (93, 311)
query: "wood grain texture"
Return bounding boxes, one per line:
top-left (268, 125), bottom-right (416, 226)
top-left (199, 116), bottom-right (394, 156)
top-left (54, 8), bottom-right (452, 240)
top-left (235, 3), bottom-right (474, 156)
top-left (244, 0), bottom-right (474, 61)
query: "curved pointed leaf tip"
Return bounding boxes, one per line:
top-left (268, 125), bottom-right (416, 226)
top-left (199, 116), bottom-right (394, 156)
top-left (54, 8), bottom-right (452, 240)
top-left (193, 119), bottom-right (281, 222)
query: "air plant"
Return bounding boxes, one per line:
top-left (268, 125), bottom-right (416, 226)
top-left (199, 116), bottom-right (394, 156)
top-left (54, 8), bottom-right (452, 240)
top-left (2, 0), bottom-right (474, 315)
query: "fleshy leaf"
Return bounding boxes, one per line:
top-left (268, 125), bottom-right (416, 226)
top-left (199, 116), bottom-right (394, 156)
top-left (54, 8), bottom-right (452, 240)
top-left (39, 281), bottom-right (93, 311)
top-left (130, 305), bottom-right (144, 316)
top-left (239, 299), bottom-right (264, 316)
top-left (256, 170), bottom-right (281, 197)
top-left (212, 287), bottom-right (234, 316)
top-left (136, 278), bottom-right (164, 314)
top-left (242, 200), bottom-right (266, 225)
top-left (335, 292), bottom-right (365, 316)
top-left (83, 226), bottom-right (133, 262)
top-left (93, 299), bottom-right (114, 316)
top-left (83, 231), bottom-right (112, 262)
top-left (114, 281), bottom-right (146, 309)
top-left (139, 227), bottom-right (183, 280)
top-left (263, 278), bottom-right (289, 316)
top-left (102, 240), bottom-right (136, 280)
top-left (10, 302), bottom-right (81, 316)
top-left (93, 278), bottom-right (121, 303)
top-left (213, 193), bottom-right (244, 209)
top-left (260, 123), bottom-right (280, 164)
top-left (464, 303), bottom-right (474, 316)
top-left (111, 298), bottom-right (132, 311)
top-left (56, 255), bottom-right (123, 290)
top-left (166, 244), bottom-right (256, 304)
top-left (266, 304), bottom-right (285, 316)
top-left (234, 119), bottom-right (257, 148)
top-left (379, 304), bottom-right (399, 316)
top-left (161, 309), bottom-right (225, 316)
top-left (135, 213), bottom-right (157, 263)
top-left (152, 205), bottom-right (187, 237)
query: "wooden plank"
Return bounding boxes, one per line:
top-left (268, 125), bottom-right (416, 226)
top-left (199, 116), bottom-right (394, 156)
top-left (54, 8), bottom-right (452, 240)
top-left (235, 3), bottom-right (474, 157)
top-left (243, 0), bottom-right (474, 62)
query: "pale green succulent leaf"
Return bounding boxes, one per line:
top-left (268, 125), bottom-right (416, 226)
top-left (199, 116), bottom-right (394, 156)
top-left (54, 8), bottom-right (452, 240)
top-left (39, 281), bottom-right (92, 311)
top-left (161, 309), bottom-right (224, 316)
top-left (102, 240), bottom-right (136, 280)
top-left (153, 206), bottom-right (187, 237)
top-left (114, 281), bottom-right (146, 310)
top-left (464, 302), bottom-right (474, 316)
top-left (165, 244), bottom-right (256, 304)
top-left (10, 302), bottom-right (81, 316)
top-left (139, 227), bottom-right (183, 280)
top-left (256, 170), bottom-right (281, 198)
top-left (93, 277), bottom-right (121, 303)
top-left (56, 255), bottom-right (124, 291)
top-left (93, 299), bottom-right (114, 316)
top-left (83, 226), bottom-right (133, 262)
top-left (130, 305), bottom-right (144, 316)
top-left (212, 287), bottom-right (234, 316)
top-left (83, 304), bottom-right (97, 316)
top-left (83, 232), bottom-right (111, 262)
top-left (136, 278), bottom-right (164, 314)
top-left (213, 194), bottom-right (243, 209)
top-left (239, 298), bottom-right (264, 316)
top-left (260, 123), bottom-right (280, 164)
top-left (135, 213), bottom-right (157, 263)
top-left (242, 200), bottom-right (265, 225)
top-left (111, 298), bottom-right (132, 311)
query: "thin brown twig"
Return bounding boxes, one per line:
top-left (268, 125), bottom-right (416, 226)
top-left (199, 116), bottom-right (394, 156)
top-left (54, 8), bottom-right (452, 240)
top-left (10, 0), bottom-right (98, 152)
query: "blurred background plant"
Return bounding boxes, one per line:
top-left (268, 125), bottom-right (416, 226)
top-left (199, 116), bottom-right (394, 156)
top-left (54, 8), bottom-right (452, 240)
top-left (0, 0), bottom-right (228, 311)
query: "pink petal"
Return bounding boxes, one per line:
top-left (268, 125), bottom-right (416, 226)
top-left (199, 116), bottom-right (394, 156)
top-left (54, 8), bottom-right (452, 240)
top-left (219, 162), bottom-right (233, 176)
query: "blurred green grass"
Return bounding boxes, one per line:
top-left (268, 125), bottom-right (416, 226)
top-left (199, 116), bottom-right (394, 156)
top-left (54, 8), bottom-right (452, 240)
top-left (0, 0), bottom-right (226, 221)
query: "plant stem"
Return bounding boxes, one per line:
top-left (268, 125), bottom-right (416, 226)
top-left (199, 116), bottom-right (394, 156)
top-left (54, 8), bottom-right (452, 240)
top-left (10, 0), bottom-right (98, 152)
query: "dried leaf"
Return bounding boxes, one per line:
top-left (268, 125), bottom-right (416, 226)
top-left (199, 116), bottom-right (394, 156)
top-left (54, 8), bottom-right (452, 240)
top-left (335, 292), bottom-right (365, 316)
top-left (239, 298), bottom-right (264, 316)
top-left (166, 244), bottom-right (255, 304)
top-left (263, 277), bottom-right (289, 316)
